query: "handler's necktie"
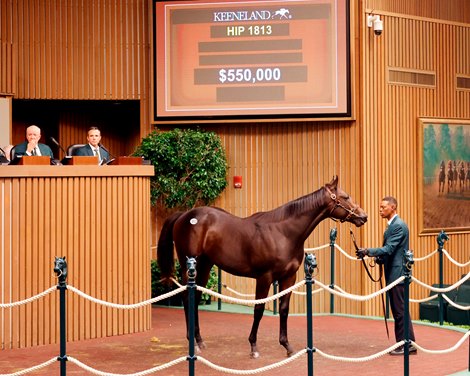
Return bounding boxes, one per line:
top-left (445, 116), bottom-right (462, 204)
top-left (31, 148), bottom-right (37, 156)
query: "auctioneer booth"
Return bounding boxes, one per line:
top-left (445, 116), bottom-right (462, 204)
top-left (0, 157), bottom-right (154, 349)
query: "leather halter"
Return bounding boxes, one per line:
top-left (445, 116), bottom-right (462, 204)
top-left (325, 186), bottom-right (361, 222)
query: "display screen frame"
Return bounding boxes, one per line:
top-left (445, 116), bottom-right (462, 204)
top-left (153, 0), bottom-right (351, 123)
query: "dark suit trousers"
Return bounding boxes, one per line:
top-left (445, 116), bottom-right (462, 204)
top-left (389, 284), bottom-right (415, 342)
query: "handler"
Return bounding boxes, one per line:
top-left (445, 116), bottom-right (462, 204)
top-left (356, 196), bottom-right (417, 355)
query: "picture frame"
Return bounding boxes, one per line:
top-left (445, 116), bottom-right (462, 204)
top-left (418, 118), bottom-right (470, 234)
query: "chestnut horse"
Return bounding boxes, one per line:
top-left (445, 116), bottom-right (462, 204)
top-left (157, 176), bottom-right (367, 358)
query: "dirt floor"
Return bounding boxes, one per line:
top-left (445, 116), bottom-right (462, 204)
top-left (0, 306), bottom-right (469, 376)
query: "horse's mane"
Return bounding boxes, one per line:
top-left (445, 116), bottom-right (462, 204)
top-left (251, 187), bottom-right (325, 222)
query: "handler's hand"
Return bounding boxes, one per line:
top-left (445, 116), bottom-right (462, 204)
top-left (356, 248), bottom-right (368, 259)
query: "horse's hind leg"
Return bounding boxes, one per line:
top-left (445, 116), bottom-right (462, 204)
top-left (181, 259), bottom-right (212, 351)
top-left (181, 280), bottom-right (205, 353)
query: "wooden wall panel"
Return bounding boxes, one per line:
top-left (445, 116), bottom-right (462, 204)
top-left (0, 166), bottom-right (152, 349)
top-left (366, 0), bottom-right (470, 24)
top-left (7, 0), bottom-right (148, 100)
top-left (0, 42), bottom-right (15, 95)
top-left (361, 6), bottom-right (470, 319)
top-left (0, 0), bottom-right (153, 136)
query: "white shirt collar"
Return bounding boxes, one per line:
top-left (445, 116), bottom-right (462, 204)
top-left (387, 214), bottom-right (397, 225)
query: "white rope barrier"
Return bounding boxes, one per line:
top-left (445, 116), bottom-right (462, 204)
top-left (411, 331), bottom-right (470, 354)
top-left (412, 271), bottom-right (470, 293)
top-left (333, 244), bottom-right (357, 260)
top-left (292, 287), bottom-right (323, 296)
top-left (195, 281), bottom-right (306, 305)
top-left (0, 286), bottom-right (56, 308)
top-left (67, 355), bottom-right (187, 376)
top-left (3, 273), bottom-right (470, 376)
top-left (410, 294), bottom-right (438, 303)
top-left (304, 244), bottom-right (329, 252)
top-left (442, 249), bottom-right (470, 267)
top-left (7, 330), bottom-right (470, 376)
top-left (314, 341), bottom-right (405, 362)
top-left (222, 285), bottom-right (255, 297)
top-left (0, 357), bottom-right (57, 376)
top-left (442, 294), bottom-right (470, 310)
top-left (313, 277), bottom-right (405, 301)
top-left (198, 349), bottom-right (307, 375)
top-left (413, 249), bottom-right (438, 262)
top-left (67, 285), bottom-right (186, 309)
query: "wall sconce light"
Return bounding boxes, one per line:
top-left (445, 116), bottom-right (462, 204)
top-left (367, 14), bottom-right (383, 36)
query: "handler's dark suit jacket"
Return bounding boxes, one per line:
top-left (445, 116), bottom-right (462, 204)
top-left (13, 141), bottom-right (54, 159)
top-left (74, 144), bottom-right (110, 163)
top-left (367, 215), bottom-right (409, 285)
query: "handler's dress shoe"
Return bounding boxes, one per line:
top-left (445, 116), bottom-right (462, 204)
top-left (390, 345), bottom-right (417, 355)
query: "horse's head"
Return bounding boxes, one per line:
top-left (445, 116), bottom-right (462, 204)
top-left (324, 176), bottom-right (368, 227)
top-left (53, 256), bottom-right (68, 284)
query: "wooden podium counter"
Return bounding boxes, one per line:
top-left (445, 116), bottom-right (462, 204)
top-left (0, 164), bottom-right (154, 349)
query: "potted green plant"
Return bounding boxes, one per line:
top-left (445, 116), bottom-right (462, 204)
top-left (200, 266), bottom-right (218, 305)
top-left (134, 128), bottom-right (228, 209)
top-left (151, 259), bottom-right (183, 306)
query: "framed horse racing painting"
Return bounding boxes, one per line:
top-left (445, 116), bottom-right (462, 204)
top-left (418, 118), bottom-right (470, 234)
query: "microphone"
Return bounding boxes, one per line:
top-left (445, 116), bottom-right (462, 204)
top-left (50, 137), bottom-right (67, 155)
top-left (99, 143), bottom-right (116, 160)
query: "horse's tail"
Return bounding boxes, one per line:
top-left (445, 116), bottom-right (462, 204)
top-left (157, 211), bottom-right (184, 281)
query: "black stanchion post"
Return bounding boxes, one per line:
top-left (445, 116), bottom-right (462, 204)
top-left (186, 258), bottom-right (197, 376)
top-left (329, 228), bottom-right (337, 314)
top-left (273, 281), bottom-right (278, 315)
top-left (403, 250), bottom-right (414, 376)
top-left (53, 257), bottom-right (68, 376)
top-left (217, 266), bottom-right (222, 311)
top-left (304, 253), bottom-right (317, 376)
top-left (436, 230), bottom-right (448, 326)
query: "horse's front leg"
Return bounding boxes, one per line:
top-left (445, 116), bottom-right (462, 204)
top-left (278, 292), bottom-right (294, 356)
top-left (248, 279), bottom-right (271, 358)
top-left (248, 302), bottom-right (265, 358)
top-left (278, 276), bottom-right (296, 357)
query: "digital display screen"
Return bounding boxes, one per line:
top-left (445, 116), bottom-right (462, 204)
top-left (154, 0), bottom-right (350, 121)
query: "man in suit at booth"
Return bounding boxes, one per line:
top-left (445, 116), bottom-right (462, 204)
top-left (12, 125), bottom-right (54, 159)
top-left (74, 126), bottom-right (110, 164)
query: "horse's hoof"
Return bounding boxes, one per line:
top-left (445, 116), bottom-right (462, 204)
top-left (286, 349), bottom-right (294, 357)
top-left (250, 351), bottom-right (260, 359)
top-left (197, 341), bottom-right (207, 350)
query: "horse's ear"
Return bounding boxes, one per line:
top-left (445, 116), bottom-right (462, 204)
top-left (329, 175), bottom-right (338, 188)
